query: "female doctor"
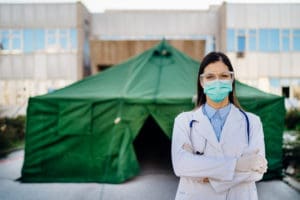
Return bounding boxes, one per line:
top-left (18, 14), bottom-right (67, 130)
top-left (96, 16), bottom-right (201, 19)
top-left (171, 52), bottom-right (268, 200)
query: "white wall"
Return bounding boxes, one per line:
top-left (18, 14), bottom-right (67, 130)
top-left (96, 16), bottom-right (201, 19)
top-left (0, 79), bottom-right (74, 116)
top-left (0, 3), bottom-right (77, 28)
top-left (91, 9), bottom-right (219, 39)
top-left (0, 53), bottom-right (78, 80)
top-left (226, 3), bottom-right (300, 29)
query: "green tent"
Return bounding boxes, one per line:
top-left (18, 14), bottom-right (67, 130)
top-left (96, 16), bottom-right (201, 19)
top-left (21, 40), bottom-right (285, 183)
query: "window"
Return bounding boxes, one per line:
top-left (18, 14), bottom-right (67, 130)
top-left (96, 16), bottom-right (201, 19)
top-left (0, 29), bottom-right (22, 51)
top-left (70, 29), bottom-right (77, 49)
top-left (259, 29), bottom-right (280, 52)
top-left (293, 29), bottom-right (300, 51)
top-left (35, 29), bottom-right (45, 50)
top-left (23, 29), bottom-right (34, 52)
top-left (24, 29), bottom-right (45, 53)
top-left (59, 30), bottom-right (68, 49)
top-left (281, 29), bottom-right (290, 51)
top-left (238, 36), bottom-right (246, 52)
top-left (227, 29), bottom-right (235, 52)
top-left (46, 29), bottom-right (77, 51)
top-left (237, 30), bottom-right (246, 51)
top-left (259, 30), bottom-right (269, 51)
top-left (46, 30), bottom-right (57, 49)
top-left (269, 29), bottom-right (280, 51)
top-left (0, 30), bottom-right (9, 50)
top-left (12, 30), bottom-right (22, 49)
top-left (282, 30), bottom-right (290, 50)
top-left (248, 29), bottom-right (256, 51)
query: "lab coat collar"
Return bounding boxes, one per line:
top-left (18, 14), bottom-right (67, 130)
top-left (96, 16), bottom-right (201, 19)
top-left (191, 104), bottom-right (244, 150)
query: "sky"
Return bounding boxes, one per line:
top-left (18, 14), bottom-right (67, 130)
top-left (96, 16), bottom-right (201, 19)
top-left (0, 0), bottom-right (299, 12)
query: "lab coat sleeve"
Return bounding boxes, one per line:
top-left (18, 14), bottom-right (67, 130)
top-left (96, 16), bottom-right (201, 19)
top-left (171, 113), bottom-right (237, 181)
top-left (209, 115), bottom-right (266, 193)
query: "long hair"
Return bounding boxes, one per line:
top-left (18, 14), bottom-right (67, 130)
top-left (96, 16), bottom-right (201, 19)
top-left (196, 52), bottom-right (242, 109)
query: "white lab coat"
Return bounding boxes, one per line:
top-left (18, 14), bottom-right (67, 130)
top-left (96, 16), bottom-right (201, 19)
top-left (171, 105), bottom-right (266, 200)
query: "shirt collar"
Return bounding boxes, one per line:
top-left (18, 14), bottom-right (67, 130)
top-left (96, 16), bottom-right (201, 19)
top-left (203, 103), bottom-right (231, 120)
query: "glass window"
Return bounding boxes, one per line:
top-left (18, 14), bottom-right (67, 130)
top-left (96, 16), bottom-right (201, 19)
top-left (59, 30), bottom-right (68, 49)
top-left (35, 29), bottom-right (45, 50)
top-left (227, 29), bottom-right (235, 52)
top-left (24, 29), bottom-right (34, 52)
top-left (70, 29), bottom-right (77, 49)
top-left (259, 29), bottom-right (280, 52)
top-left (237, 29), bottom-right (246, 52)
top-left (0, 30), bottom-right (10, 50)
top-left (281, 29), bottom-right (290, 51)
top-left (0, 30), bottom-right (22, 50)
top-left (12, 30), bottom-right (22, 50)
top-left (238, 36), bottom-right (245, 52)
top-left (248, 29), bottom-right (256, 51)
top-left (45, 29), bottom-right (77, 50)
top-left (270, 78), bottom-right (280, 87)
top-left (47, 29), bottom-right (57, 47)
top-left (269, 29), bottom-right (279, 51)
top-left (259, 29), bottom-right (268, 51)
top-left (293, 29), bottom-right (300, 51)
top-left (24, 29), bottom-right (45, 52)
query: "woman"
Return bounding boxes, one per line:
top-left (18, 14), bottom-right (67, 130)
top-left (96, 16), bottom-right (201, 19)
top-left (171, 52), bottom-right (268, 200)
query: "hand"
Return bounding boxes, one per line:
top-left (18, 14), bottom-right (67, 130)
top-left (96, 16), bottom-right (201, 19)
top-left (203, 177), bottom-right (209, 183)
top-left (236, 149), bottom-right (268, 173)
top-left (182, 143), bottom-right (194, 153)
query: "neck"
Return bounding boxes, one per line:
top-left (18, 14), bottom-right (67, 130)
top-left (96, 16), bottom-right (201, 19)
top-left (206, 97), bottom-right (229, 109)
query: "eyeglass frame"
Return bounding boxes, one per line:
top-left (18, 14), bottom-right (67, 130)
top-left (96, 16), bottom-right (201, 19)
top-left (199, 71), bottom-right (235, 82)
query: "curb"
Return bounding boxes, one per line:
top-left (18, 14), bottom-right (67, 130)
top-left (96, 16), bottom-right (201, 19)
top-left (0, 146), bottom-right (24, 158)
top-left (283, 176), bottom-right (300, 192)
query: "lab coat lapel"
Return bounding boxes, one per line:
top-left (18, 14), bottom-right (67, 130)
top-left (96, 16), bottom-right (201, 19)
top-left (192, 106), bottom-right (222, 151)
top-left (219, 105), bottom-right (244, 145)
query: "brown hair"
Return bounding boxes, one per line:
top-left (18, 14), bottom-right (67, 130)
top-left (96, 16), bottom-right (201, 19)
top-left (196, 52), bottom-right (242, 109)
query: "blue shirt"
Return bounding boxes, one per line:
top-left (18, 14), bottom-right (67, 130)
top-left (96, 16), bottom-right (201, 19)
top-left (202, 103), bottom-right (231, 142)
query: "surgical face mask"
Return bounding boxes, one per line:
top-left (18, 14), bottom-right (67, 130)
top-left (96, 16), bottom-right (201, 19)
top-left (203, 80), bottom-right (233, 102)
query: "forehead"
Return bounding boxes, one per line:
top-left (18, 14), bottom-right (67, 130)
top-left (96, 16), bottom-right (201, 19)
top-left (203, 61), bottom-right (229, 73)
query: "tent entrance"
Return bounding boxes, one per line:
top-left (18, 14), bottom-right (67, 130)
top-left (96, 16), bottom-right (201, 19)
top-left (133, 116), bottom-right (172, 174)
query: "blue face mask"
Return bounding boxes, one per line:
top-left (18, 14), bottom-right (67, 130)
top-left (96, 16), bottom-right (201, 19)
top-left (203, 80), bottom-right (233, 102)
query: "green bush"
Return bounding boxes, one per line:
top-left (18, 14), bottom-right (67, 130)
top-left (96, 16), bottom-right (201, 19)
top-left (285, 109), bottom-right (300, 130)
top-left (0, 116), bottom-right (26, 152)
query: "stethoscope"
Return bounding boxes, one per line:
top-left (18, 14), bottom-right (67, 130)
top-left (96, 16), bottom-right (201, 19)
top-left (188, 109), bottom-right (250, 155)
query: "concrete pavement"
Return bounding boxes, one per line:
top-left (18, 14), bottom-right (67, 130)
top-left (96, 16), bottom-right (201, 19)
top-left (0, 150), bottom-right (299, 200)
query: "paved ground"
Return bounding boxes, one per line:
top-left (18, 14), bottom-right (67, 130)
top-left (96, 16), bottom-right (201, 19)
top-left (0, 150), bottom-right (299, 200)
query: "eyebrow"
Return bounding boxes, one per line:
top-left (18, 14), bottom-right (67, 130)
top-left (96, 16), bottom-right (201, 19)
top-left (203, 71), bottom-right (230, 74)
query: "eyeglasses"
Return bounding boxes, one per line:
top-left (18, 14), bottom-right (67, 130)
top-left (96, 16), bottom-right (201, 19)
top-left (199, 71), bottom-right (234, 82)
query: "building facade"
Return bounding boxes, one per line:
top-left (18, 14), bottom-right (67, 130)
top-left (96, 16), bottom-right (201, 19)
top-left (1, 2), bottom-right (300, 116)
top-left (223, 3), bottom-right (300, 99)
top-left (0, 2), bottom-right (91, 116)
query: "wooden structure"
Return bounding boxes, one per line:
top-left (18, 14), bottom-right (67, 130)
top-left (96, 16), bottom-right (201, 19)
top-left (90, 40), bottom-right (205, 73)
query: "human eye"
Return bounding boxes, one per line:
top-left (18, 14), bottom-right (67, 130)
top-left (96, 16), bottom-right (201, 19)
top-left (220, 72), bottom-right (232, 80)
top-left (205, 73), bottom-right (216, 81)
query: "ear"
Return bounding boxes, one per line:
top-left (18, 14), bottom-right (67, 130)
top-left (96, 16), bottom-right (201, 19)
top-left (199, 78), bottom-right (204, 88)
